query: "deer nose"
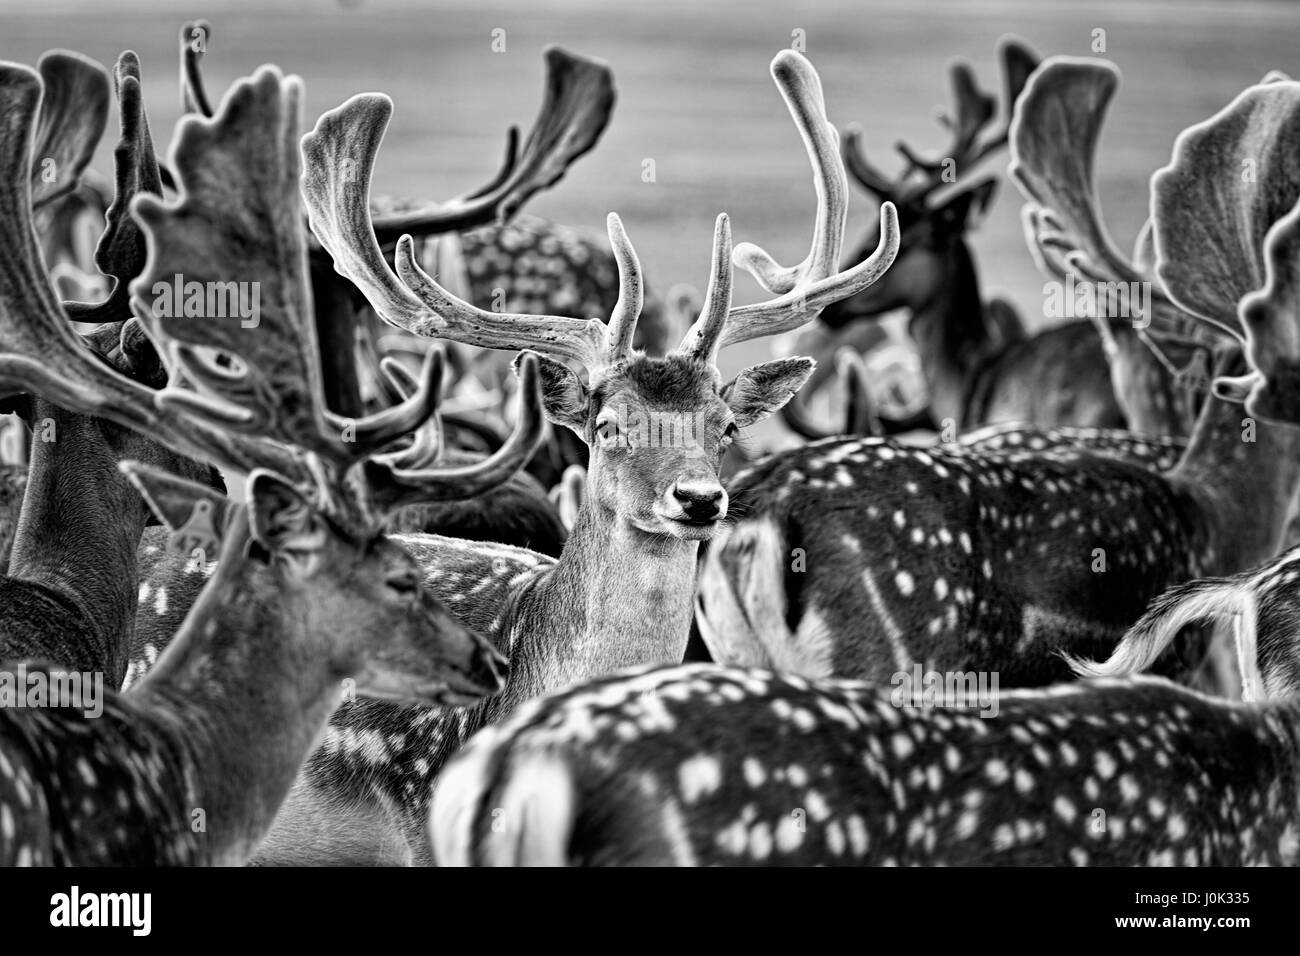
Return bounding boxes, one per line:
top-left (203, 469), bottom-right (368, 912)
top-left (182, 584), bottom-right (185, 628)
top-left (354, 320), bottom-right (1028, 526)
top-left (672, 480), bottom-right (726, 522)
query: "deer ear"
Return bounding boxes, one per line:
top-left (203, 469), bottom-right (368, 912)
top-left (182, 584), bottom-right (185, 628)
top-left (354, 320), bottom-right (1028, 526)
top-left (723, 357), bottom-right (816, 429)
top-left (934, 176), bottom-right (999, 233)
top-left (247, 470), bottom-right (325, 562)
top-left (516, 350), bottom-right (589, 435)
top-left (120, 460), bottom-right (230, 541)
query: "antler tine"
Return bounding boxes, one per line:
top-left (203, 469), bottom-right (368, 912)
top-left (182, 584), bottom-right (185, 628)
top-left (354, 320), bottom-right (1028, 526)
top-left (720, 51), bottom-right (900, 350)
top-left (601, 212), bottom-right (644, 364)
top-left (179, 20), bottom-right (214, 117)
top-left (302, 91), bottom-right (608, 372)
top-left (363, 352), bottom-right (547, 513)
top-left (674, 214), bottom-right (733, 364)
top-left (841, 124), bottom-right (899, 200)
top-left (371, 347), bottom-right (446, 474)
top-left (0, 59), bottom-right (303, 481)
top-left (370, 46), bottom-right (616, 243)
top-left (65, 51), bottom-right (163, 329)
top-left (31, 51), bottom-right (110, 210)
top-left (132, 65), bottom-right (442, 473)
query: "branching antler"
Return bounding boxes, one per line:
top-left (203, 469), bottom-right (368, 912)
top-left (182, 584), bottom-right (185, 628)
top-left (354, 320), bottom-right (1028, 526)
top-left (305, 49), bottom-right (897, 378)
top-left (844, 36), bottom-right (1038, 209)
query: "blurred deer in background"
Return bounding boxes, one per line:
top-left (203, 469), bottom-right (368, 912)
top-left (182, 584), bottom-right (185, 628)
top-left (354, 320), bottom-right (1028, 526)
top-left (696, 57), bottom-right (1300, 690)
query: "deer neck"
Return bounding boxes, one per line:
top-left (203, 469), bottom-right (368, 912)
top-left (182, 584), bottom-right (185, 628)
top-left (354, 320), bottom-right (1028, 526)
top-left (130, 511), bottom-right (344, 865)
top-left (7, 409), bottom-right (149, 681)
top-left (1169, 390), bottom-right (1300, 571)
top-left (503, 493), bottom-right (699, 708)
top-left (909, 241), bottom-right (989, 427)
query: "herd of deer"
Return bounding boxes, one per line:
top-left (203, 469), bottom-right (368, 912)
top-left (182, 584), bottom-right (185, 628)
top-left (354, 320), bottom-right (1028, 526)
top-left (1, 19), bottom-right (1299, 867)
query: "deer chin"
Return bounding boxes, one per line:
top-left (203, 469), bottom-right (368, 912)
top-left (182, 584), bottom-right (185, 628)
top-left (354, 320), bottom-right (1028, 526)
top-left (354, 669), bottom-right (501, 708)
top-left (639, 508), bottom-right (723, 541)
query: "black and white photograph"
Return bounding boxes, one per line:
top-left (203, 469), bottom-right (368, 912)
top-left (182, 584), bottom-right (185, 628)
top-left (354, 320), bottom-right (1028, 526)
top-left (0, 0), bottom-right (1293, 927)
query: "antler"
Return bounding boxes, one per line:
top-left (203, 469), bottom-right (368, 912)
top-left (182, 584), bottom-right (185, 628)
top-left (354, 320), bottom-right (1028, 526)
top-left (303, 90), bottom-right (625, 371)
top-left (1010, 55), bottom-right (1211, 360)
top-left (844, 35), bottom-right (1039, 208)
top-left (0, 59), bottom-right (301, 480)
top-left (131, 66), bottom-right (442, 474)
top-left (179, 20), bottom-right (214, 117)
top-left (306, 49), bottom-right (896, 375)
top-left (30, 50), bottom-right (109, 209)
top-left (1150, 76), bottom-right (1300, 421)
top-left (64, 52), bottom-right (162, 328)
top-left (701, 49), bottom-right (900, 355)
top-left (369, 46), bottom-right (616, 242)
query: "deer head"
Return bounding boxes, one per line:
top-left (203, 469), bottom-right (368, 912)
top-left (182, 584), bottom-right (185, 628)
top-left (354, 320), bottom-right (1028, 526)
top-left (0, 59), bottom-right (548, 704)
top-left (302, 49), bottom-right (900, 540)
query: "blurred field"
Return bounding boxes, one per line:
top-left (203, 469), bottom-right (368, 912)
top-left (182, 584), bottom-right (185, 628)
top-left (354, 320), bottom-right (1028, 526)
top-left (3, 0), bottom-right (1299, 377)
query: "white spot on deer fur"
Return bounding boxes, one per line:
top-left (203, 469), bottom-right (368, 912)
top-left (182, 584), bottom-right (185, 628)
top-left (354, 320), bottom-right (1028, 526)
top-left (959, 532), bottom-right (972, 553)
top-left (775, 814), bottom-right (803, 852)
top-left (893, 510), bottom-right (906, 529)
top-left (749, 822), bottom-right (773, 860)
top-left (1054, 796), bottom-right (1076, 823)
top-left (1014, 769), bottom-right (1034, 794)
top-left (895, 572), bottom-right (915, 596)
top-left (805, 789), bottom-right (830, 821)
top-left (991, 824), bottom-right (1015, 850)
top-left (153, 587), bottom-right (168, 616)
top-left (1119, 774), bottom-right (1140, 803)
top-left (678, 755), bottom-right (722, 803)
top-left (743, 758), bottom-right (765, 788)
top-left (1168, 813), bottom-right (1188, 841)
top-left (985, 760), bottom-right (1009, 784)
top-left (892, 733), bottom-right (913, 759)
top-left (1094, 751), bottom-right (1117, 780)
top-left (933, 578), bottom-right (949, 600)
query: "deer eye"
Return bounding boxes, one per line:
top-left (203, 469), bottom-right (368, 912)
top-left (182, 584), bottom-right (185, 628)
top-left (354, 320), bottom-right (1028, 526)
top-left (720, 422), bottom-right (739, 448)
top-left (387, 572), bottom-right (420, 596)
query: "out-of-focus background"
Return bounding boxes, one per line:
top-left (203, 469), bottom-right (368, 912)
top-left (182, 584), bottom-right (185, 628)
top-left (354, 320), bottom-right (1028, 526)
top-left (3, 0), bottom-right (1298, 375)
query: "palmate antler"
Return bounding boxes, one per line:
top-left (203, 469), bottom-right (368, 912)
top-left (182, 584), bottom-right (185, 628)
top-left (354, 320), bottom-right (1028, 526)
top-left (305, 49), bottom-right (899, 380)
top-left (178, 21), bottom-right (615, 244)
top-left (1150, 75), bottom-right (1300, 423)
top-left (0, 56), bottom-right (544, 526)
top-left (1009, 56), bottom-right (1216, 374)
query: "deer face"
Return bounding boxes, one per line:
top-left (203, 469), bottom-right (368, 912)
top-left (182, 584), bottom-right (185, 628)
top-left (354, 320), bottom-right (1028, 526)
top-left (532, 352), bottom-right (813, 540)
top-left (245, 471), bottom-right (508, 707)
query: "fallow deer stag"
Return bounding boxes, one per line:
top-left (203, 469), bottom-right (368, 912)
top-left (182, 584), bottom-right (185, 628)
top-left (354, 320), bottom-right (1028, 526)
top-left (431, 145), bottom-right (1300, 863)
top-left (0, 50), bottom-right (221, 687)
top-left (696, 57), bottom-right (1300, 688)
top-left (787, 37), bottom-right (1132, 435)
top-left (149, 47), bottom-right (894, 865)
top-left (0, 60), bottom-right (550, 865)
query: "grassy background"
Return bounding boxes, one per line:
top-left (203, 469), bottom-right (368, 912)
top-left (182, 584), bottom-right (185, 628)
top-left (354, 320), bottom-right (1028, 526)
top-left (3, 0), bottom-right (1298, 379)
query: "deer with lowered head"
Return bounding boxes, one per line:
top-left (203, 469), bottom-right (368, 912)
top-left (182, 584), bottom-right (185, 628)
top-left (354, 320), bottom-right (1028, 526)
top-left (0, 59), bottom-right (555, 865)
top-left (695, 56), bottom-right (1300, 689)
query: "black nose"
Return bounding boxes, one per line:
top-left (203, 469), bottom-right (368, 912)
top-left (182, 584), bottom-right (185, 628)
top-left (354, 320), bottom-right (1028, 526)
top-left (673, 482), bottom-right (724, 522)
